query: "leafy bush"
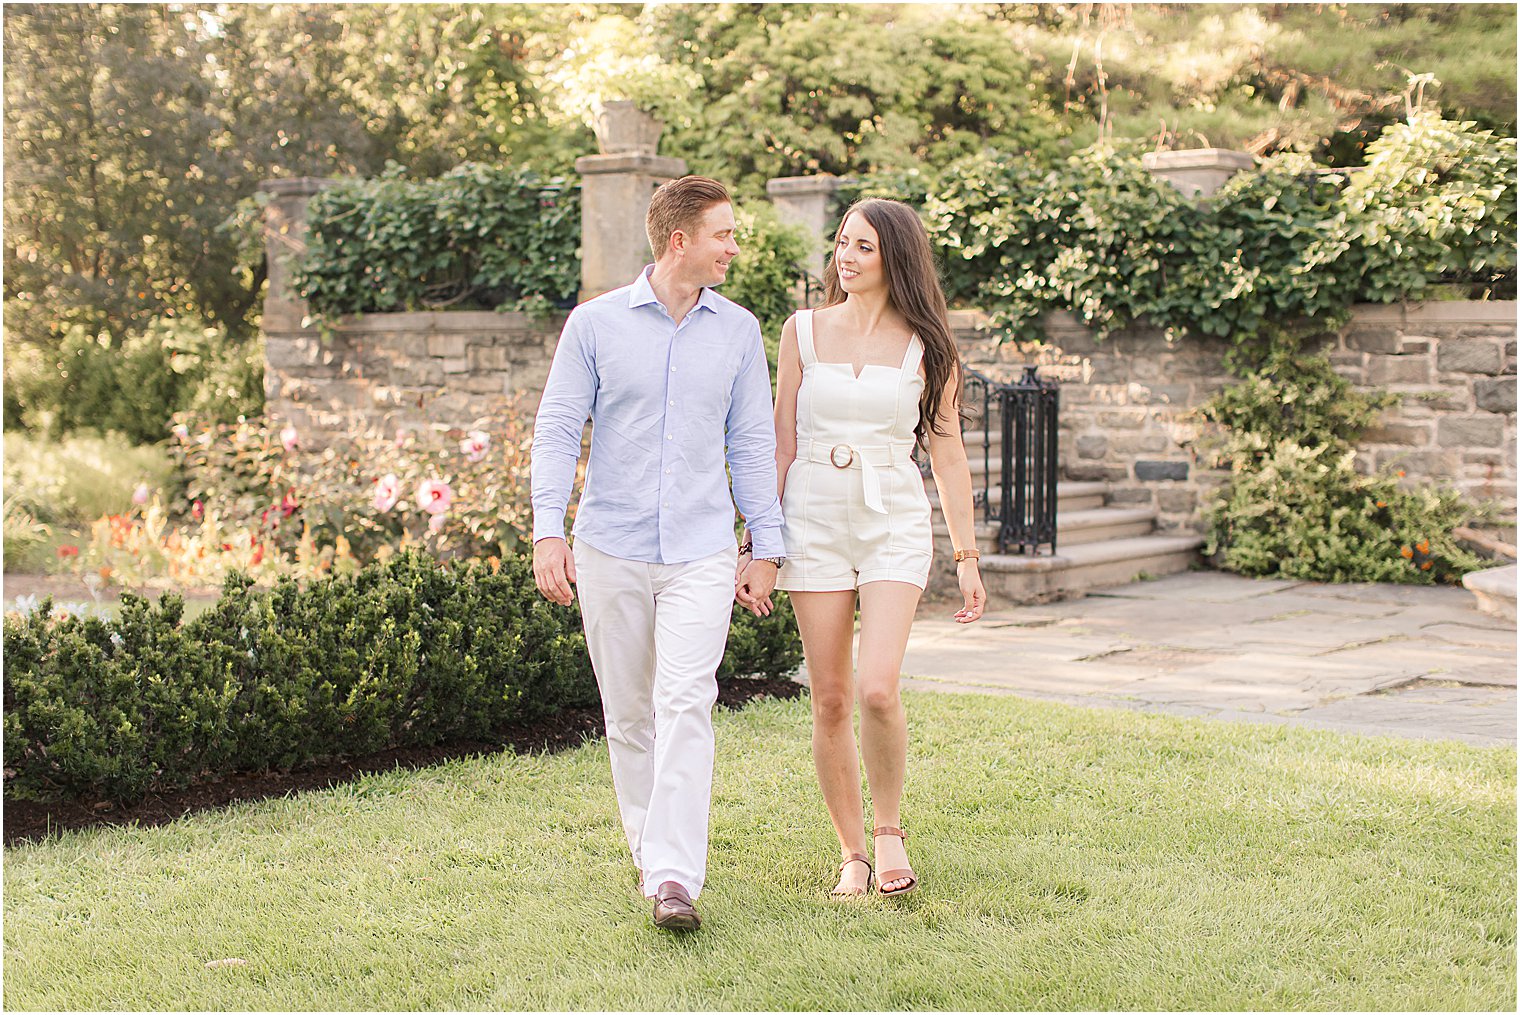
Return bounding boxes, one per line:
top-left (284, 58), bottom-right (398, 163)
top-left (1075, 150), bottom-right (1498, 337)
top-left (1197, 353), bottom-right (1485, 584)
top-left (1314, 110), bottom-right (1518, 301)
top-left (2, 501), bottom-right (57, 573)
top-left (925, 112), bottom-right (1516, 351)
top-left (722, 203), bottom-right (812, 361)
top-left (294, 163), bottom-right (580, 319)
top-left (1204, 441), bottom-right (1485, 584)
top-left (3, 431), bottom-right (175, 528)
top-left (4, 551), bottom-right (803, 805)
top-left (69, 405), bottom-right (549, 588)
top-left (1195, 351), bottom-right (1396, 455)
top-left (3, 319), bottom-right (263, 443)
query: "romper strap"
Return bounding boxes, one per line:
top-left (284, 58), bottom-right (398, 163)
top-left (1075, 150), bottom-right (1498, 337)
top-left (796, 309), bottom-right (818, 368)
top-left (901, 334), bottom-right (924, 376)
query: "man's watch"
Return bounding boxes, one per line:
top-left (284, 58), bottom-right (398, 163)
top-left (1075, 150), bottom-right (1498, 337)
top-left (754, 556), bottom-right (786, 569)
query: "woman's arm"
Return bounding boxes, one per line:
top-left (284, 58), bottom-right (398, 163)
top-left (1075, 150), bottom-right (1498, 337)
top-left (741, 314), bottom-right (802, 565)
top-left (772, 314), bottom-right (803, 501)
top-left (925, 368), bottom-right (986, 623)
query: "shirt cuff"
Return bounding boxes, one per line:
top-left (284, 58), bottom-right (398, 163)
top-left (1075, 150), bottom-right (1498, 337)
top-left (748, 525), bottom-right (786, 559)
top-left (533, 513), bottom-right (568, 544)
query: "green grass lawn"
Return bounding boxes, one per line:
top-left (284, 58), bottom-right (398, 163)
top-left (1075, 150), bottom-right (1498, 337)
top-left (4, 691), bottom-right (1514, 1011)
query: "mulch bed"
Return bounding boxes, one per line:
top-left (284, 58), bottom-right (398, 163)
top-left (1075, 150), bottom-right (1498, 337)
top-left (3, 676), bottom-right (805, 847)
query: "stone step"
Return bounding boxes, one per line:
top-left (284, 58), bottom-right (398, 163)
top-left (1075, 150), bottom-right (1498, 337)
top-left (927, 480), bottom-right (1107, 515)
top-left (974, 533), bottom-right (1207, 605)
top-left (1053, 506), bottom-right (1157, 546)
top-left (931, 505), bottom-right (1156, 546)
top-left (1462, 564), bottom-right (1517, 623)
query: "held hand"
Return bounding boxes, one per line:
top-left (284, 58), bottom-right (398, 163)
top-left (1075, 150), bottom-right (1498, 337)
top-left (734, 560), bottom-right (778, 618)
top-left (533, 537), bottom-right (577, 606)
top-left (954, 561), bottom-right (986, 624)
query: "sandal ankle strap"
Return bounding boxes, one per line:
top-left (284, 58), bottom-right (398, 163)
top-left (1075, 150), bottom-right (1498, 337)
top-left (839, 852), bottom-right (872, 873)
top-left (872, 825), bottom-right (907, 839)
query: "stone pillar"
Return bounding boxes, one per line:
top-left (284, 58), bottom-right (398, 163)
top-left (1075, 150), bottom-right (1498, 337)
top-left (1141, 149), bottom-right (1255, 199)
top-left (766, 175), bottom-right (843, 273)
top-left (258, 177), bottom-right (335, 332)
top-left (574, 152), bottom-right (688, 301)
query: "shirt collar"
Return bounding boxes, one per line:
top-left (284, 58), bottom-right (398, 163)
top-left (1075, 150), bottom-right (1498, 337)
top-left (628, 264), bottom-right (721, 315)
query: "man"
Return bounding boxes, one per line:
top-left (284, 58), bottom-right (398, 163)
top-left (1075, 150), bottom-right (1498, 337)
top-left (530, 176), bottom-right (786, 932)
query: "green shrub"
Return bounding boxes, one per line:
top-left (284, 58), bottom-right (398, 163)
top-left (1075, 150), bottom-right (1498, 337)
top-left (925, 112), bottom-right (1516, 349)
top-left (1195, 351), bottom-right (1396, 456)
top-left (1324, 111), bottom-right (1518, 302)
top-left (3, 551), bottom-right (802, 805)
top-left (294, 163), bottom-right (580, 319)
top-left (721, 203), bottom-right (812, 363)
top-left (1204, 440), bottom-right (1486, 584)
top-left (4, 319), bottom-right (263, 443)
top-left (1197, 352), bottom-right (1485, 584)
top-left (3, 431), bottom-right (175, 528)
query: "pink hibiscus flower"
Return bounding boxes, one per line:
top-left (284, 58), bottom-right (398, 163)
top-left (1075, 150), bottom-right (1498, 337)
top-left (416, 478), bottom-right (453, 515)
top-left (280, 424), bottom-right (300, 452)
top-left (373, 474), bottom-right (401, 513)
top-left (459, 430), bottom-right (490, 462)
top-left (428, 511), bottom-right (448, 534)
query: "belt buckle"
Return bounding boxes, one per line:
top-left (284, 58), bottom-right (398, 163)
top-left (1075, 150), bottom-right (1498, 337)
top-left (829, 444), bottom-right (854, 469)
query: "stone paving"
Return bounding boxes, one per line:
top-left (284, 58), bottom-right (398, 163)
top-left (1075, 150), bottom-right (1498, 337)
top-left (894, 571), bottom-right (1517, 747)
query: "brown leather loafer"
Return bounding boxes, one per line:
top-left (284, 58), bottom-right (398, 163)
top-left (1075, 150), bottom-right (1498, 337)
top-left (652, 880), bottom-right (701, 931)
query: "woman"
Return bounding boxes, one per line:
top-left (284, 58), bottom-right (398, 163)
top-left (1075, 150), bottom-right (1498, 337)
top-left (746, 198), bottom-right (986, 898)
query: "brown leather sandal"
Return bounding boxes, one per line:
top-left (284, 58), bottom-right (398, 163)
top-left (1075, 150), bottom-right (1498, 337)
top-left (830, 853), bottom-right (874, 898)
top-left (873, 826), bottom-right (919, 897)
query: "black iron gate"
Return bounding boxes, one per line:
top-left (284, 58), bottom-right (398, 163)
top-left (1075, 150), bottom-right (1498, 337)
top-left (957, 365), bottom-right (1060, 555)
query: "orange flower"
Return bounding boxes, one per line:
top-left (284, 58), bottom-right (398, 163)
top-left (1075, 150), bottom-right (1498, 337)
top-left (1415, 540), bottom-right (1429, 554)
top-left (1420, 561), bottom-right (1432, 570)
top-left (1375, 500), bottom-right (1387, 508)
top-left (1400, 546), bottom-right (1414, 559)
top-left (1396, 470), bottom-right (1406, 478)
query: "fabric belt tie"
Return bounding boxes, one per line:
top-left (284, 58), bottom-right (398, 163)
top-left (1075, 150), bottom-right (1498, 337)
top-left (798, 441), bottom-right (912, 515)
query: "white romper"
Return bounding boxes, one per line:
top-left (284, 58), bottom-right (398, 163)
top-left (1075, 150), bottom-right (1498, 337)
top-left (777, 309), bottom-right (934, 592)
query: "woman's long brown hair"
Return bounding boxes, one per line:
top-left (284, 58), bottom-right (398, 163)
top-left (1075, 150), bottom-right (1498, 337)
top-left (821, 198), bottom-right (963, 447)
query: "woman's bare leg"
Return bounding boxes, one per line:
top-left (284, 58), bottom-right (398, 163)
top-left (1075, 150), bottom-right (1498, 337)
top-left (790, 589), bottom-right (872, 893)
top-left (855, 580), bottom-right (922, 892)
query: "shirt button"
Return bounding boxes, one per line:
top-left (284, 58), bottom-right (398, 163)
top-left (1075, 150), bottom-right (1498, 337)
top-left (665, 469), bottom-right (671, 475)
top-left (668, 400), bottom-right (675, 406)
top-left (666, 434), bottom-right (673, 440)
top-left (670, 366), bottom-right (677, 373)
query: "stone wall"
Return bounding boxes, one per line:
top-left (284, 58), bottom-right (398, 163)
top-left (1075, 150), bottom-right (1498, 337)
top-left (952, 301), bottom-right (1518, 531)
top-left (259, 177), bottom-right (567, 439)
top-left (265, 311), bottom-right (565, 437)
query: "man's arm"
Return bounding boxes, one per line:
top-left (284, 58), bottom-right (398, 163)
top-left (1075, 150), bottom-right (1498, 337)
top-left (531, 309), bottom-right (596, 605)
top-left (725, 317), bottom-right (785, 559)
top-left (531, 309), bottom-right (597, 542)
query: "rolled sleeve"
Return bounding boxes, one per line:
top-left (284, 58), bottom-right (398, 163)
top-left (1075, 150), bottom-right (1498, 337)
top-left (725, 320), bottom-right (786, 559)
top-left (531, 310), bottom-right (596, 544)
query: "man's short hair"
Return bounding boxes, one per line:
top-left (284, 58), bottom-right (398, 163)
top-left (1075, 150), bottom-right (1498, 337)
top-left (646, 176), bottom-right (730, 258)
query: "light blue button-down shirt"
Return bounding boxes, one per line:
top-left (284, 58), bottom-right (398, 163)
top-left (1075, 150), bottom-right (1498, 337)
top-left (531, 266), bottom-right (786, 564)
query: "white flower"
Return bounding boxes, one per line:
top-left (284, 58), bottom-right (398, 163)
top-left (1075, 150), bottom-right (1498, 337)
top-left (11, 594), bottom-right (39, 617)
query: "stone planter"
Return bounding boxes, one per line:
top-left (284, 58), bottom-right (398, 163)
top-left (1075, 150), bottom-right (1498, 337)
top-left (591, 100), bottom-right (664, 156)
